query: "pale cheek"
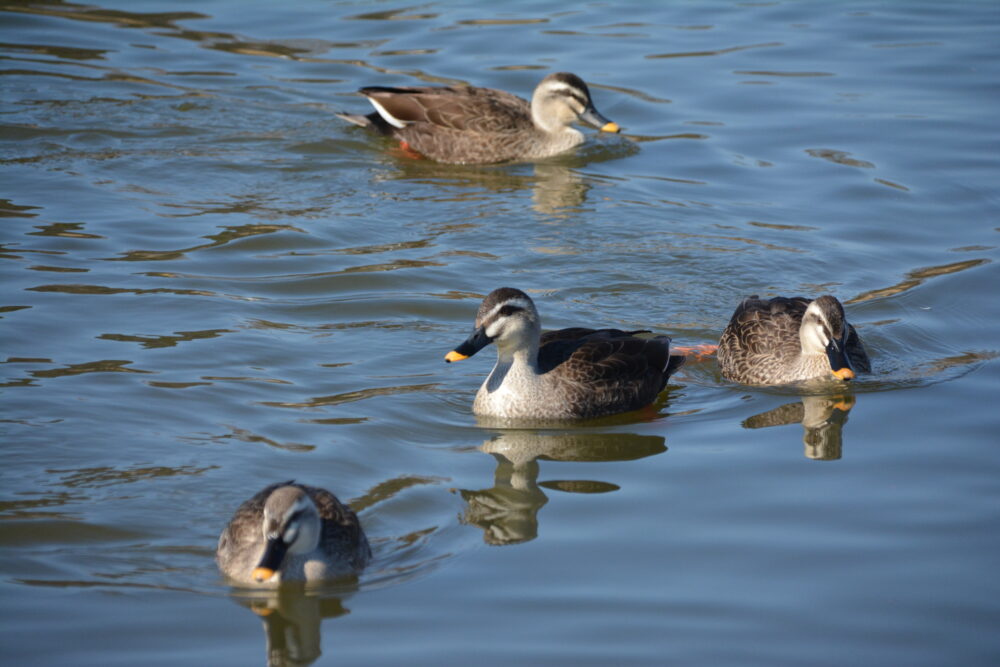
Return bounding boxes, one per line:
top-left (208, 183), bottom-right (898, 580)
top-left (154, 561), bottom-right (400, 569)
top-left (804, 328), bottom-right (828, 352)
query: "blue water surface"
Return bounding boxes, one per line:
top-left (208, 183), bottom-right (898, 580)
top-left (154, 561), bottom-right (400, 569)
top-left (2, 1), bottom-right (999, 665)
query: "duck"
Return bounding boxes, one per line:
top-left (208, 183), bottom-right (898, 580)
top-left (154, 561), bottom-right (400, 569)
top-left (216, 481), bottom-right (370, 585)
top-left (717, 295), bottom-right (870, 385)
top-left (444, 287), bottom-right (683, 420)
top-left (336, 72), bottom-right (620, 164)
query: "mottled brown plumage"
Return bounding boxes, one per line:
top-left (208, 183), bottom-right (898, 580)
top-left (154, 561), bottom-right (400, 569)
top-left (336, 72), bottom-right (619, 164)
top-left (718, 295), bottom-right (870, 385)
top-left (217, 481), bottom-right (370, 585)
top-left (445, 287), bottom-right (682, 420)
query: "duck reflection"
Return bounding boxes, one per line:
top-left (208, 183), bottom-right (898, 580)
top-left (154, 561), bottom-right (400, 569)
top-left (371, 123), bottom-right (640, 215)
top-left (742, 394), bottom-right (857, 460)
top-left (229, 584), bottom-right (354, 667)
top-left (529, 164), bottom-right (591, 215)
top-left (376, 159), bottom-right (594, 216)
top-left (460, 430), bottom-right (665, 545)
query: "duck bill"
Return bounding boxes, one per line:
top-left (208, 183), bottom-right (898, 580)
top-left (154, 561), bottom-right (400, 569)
top-left (444, 327), bottom-right (493, 363)
top-left (252, 536), bottom-right (289, 582)
top-left (826, 340), bottom-right (855, 381)
top-left (579, 105), bottom-right (620, 133)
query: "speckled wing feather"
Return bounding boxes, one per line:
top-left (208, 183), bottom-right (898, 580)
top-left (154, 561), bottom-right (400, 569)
top-left (718, 296), bottom-right (809, 384)
top-left (537, 328), bottom-right (677, 417)
top-left (356, 85), bottom-right (536, 163)
top-left (216, 480), bottom-right (291, 573)
top-left (300, 483), bottom-right (372, 567)
top-left (361, 85), bottom-right (531, 133)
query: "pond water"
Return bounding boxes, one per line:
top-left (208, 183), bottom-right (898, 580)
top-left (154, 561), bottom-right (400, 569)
top-left (2, 1), bottom-right (999, 665)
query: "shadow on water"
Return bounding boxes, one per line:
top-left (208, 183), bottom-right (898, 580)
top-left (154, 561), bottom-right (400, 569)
top-left (458, 430), bottom-right (665, 545)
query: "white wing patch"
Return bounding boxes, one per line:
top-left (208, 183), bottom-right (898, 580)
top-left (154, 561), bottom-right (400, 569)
top-left (367, 98), bottom-right (410, 129)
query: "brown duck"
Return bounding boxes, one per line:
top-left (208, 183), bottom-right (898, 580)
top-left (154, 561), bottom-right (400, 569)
top-left (217, 482), bottom-right (370, 585)
top-left (336, 72), bottom-right (620, 164)
top-left (717, 295), bottom-right (870, 385)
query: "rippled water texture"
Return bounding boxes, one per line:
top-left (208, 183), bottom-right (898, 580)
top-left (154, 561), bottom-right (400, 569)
top-left (2, 1), bottom-right (999, 665)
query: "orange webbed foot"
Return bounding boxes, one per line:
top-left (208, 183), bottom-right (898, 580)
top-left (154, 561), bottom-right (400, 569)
top-left (672, 344), bottom-right (718, 362)
top-left (390, 140), bottom-right (424, 160)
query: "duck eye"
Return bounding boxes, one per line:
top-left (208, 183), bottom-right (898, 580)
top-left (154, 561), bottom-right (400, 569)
top-left (499, 305), bottom-right (522, 317)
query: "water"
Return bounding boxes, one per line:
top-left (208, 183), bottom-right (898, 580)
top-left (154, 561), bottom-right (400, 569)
top-left (2, 1), bottom-right (999, 664)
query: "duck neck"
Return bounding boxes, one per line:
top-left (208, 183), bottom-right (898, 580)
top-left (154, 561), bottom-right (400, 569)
top-left (486, 341), bottom-right (540, 393)
top-left (288, 512), bottom-right (321, 555)
top-left (793, 353), bottom-right (832, 379)
top-left (530, 97), bottom-right (578, 137)
top-left (533, 113), bottom-right (582, 144)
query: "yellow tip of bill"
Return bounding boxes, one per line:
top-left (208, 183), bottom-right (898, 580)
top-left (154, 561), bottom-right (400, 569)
top-left (600, 121), bottom-right (621, 134)
top-left (831, 368), bottom-right (855, 381)
top-left (445, 350), bottom-right (468, 363)
top-left (252, 567), bottom-right (275, 582)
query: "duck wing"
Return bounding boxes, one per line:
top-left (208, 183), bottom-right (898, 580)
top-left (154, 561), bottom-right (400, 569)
top-left (300, 484), bottom-right (371, 565)
top-left (721, 296), bottom-right (808, 363)
top-left (538, 328), bottom-right (677, 416)
top-left (216, 480), bottom-right (292, 568)
top-left (360, 85), bottom-right (531, 133)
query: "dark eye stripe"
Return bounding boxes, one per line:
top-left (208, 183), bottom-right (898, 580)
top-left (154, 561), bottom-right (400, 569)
top-left (499, 305), bottom-right (523, 317)
top-left (558, 91), bottom-right (587, 106)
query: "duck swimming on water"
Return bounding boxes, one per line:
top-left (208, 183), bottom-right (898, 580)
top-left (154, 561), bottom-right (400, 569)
top-left (337, 72), bottom-right (620, 164)
top-left (216, 482), bottom-right (370, 585)
top-left (717, 295), bottom-right (870, 385)
top-left (445, 287), bottom-right (683, 420)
